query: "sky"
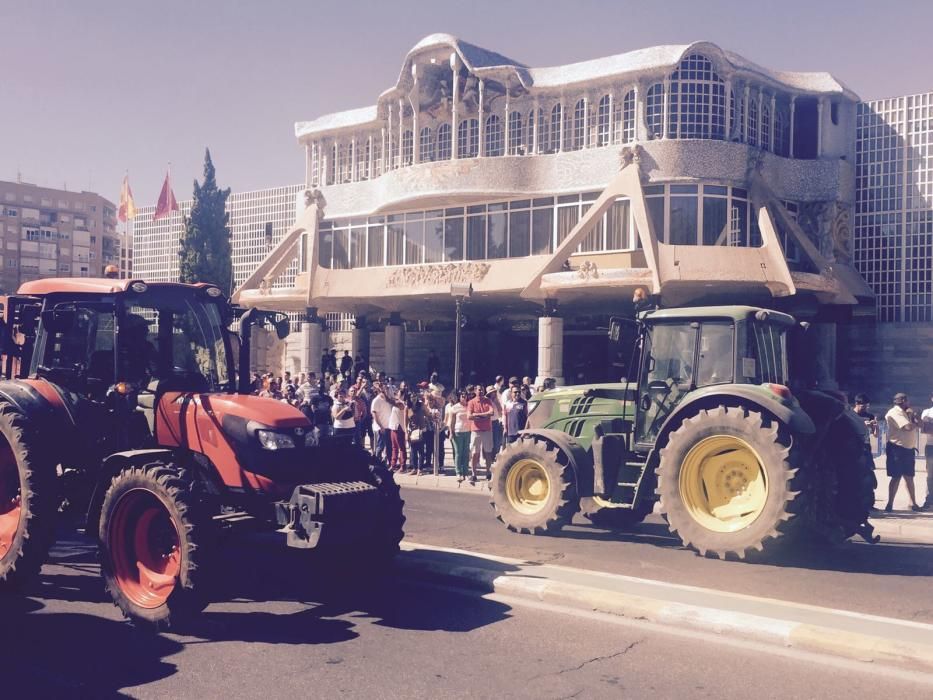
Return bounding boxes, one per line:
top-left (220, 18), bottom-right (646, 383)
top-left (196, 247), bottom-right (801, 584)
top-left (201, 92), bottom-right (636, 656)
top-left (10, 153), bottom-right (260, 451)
top-left (1, 0), bottom-right (930, 208)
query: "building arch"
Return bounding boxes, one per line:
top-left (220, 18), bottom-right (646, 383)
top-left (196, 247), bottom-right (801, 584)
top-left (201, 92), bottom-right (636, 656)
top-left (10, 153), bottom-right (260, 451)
top-left (667, 53), bottom-right (725, 140)
top-left (419, 126), bottom-right (435, 162)
top-left (485, 114), bottom-right (504, 156)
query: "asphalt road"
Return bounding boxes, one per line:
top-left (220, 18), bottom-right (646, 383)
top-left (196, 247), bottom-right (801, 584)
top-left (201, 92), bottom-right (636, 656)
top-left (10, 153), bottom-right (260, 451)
top-left (4, 534), bottom-right (931, 699)
top-left (401, 487), bottom-right (933, 624)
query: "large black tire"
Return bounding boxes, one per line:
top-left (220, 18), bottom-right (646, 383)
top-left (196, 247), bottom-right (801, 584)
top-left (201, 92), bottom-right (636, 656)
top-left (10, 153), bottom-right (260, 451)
top-left (0, 402), bottom-right (58, 590)
top-left (367, 460), bottom-right (406, 564)
top-left (580, 497), bottom-right (654, 529)
top-left (490, 437), bottom-right (578, 535)
top-left (98, 462), bottom-right (211, 628)
top-left (812, 419), bottom-right (876, 540)
top-left (657, 406), bottom-right (803, 559)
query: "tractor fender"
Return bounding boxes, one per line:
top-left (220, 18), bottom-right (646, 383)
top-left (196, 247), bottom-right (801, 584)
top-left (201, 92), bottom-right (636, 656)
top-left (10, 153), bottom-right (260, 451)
top-left (0, 379), bottom-right (78, 462)
top-left (660, 385), bottom-right (816, 444)
top-left (519, 428), bottom-right (595, 498)
top-left (85, 449), bottom-right (179, 531)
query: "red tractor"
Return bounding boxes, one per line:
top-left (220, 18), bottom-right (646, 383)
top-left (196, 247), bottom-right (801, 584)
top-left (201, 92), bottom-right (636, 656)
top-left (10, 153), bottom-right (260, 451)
top-left (0, 278), bottom-right (404, 627)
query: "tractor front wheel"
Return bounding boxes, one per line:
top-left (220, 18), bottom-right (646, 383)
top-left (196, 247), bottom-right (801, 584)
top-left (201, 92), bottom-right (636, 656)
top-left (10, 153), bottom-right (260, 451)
top-left (490, 438), bottom-right (577, 534)
top-left (657, 406), bottom-right (802, 559)
top-left (98, 462), bottom-right (210, 628)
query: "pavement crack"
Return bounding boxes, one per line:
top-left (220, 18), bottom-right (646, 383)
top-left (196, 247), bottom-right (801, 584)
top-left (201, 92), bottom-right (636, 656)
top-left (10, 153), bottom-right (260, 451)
top-left (537, 639), bottom-right (644, 680)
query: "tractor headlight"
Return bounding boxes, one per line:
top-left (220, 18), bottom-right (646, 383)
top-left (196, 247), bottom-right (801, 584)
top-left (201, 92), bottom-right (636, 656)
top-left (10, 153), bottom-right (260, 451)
top-left (256, 429), bottom-right (296, 450)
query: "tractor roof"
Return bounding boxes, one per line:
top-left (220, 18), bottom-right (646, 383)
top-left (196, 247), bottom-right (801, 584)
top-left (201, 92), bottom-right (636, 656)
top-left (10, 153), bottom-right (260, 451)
top-left (643, 305), bottom-right (796, 325)
top-left (16, 278), bottom-right (211, 297)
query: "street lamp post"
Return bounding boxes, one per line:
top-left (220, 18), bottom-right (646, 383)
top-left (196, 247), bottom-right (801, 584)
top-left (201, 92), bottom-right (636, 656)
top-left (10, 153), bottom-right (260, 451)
top-left (450, 283), bottom-right (472, 392)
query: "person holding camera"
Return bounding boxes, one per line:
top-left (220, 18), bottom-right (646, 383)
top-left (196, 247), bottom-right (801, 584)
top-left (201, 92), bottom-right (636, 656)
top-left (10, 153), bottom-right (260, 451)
top-left (884, 392), bottom-right (924, 512)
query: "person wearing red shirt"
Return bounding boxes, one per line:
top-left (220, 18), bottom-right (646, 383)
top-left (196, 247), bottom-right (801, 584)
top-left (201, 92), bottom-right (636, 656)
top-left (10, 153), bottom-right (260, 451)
top-left (467, 384), bottom-right (495, 484)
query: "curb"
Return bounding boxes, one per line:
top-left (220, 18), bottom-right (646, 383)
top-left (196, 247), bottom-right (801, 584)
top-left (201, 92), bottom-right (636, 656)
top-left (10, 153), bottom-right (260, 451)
top-left (397, 543), bottom-right (933, 673)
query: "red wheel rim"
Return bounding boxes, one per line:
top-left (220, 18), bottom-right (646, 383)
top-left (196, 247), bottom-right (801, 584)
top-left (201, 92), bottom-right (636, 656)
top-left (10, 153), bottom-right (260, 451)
top-left (108, 489), bottom-right (181, 609)
top-left (0, 440), bottom-right (21, 560)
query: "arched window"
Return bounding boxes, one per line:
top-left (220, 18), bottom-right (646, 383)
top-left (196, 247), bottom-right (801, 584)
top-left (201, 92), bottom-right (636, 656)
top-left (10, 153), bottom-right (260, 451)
top-left (570, 98), bottom-right (586, 150)
top-left (550, 104), bottom-right (563, 151)
top-left (622, 90), bottom-right (636, 143)
top-left (401, 130), bottom-right (413, 166)
top-left (372, 138), bottom-right (383, 177)
top-left (458, 118), bottom-right (479, 158)
top-left (485, 115), bottom-right (504, 156)
top-left (760, 100), bottom-right (771, 151)
top-left (667, 54), bottom-right (725, 139)
top-left (508, 111), bottom-right (524, 155)
top-left (328, 143), bottom-right (337, 185)
top-left (437, 124), bottom-right (452, 161)
top-left (596, 94), bottom-right (611, 146)
top-left (533, 108), bottom-right (548, 153)
top-left (419, 127), bottom-right (435, 162)
top-left (389, 133), bottom-right (399, 169)
top-left (774, 105), bottom-right (790, 157)
top-left (748, 94), bottom-right (759, 147)
top-left (646, 84), bottom-right (664, 138)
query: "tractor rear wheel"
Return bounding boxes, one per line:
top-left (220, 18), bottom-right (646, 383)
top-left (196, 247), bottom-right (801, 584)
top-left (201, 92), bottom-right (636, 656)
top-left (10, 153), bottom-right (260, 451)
top-left (580, 497), bottom-right (654, 529)
top-left (657, 406), bottom-right (802, 559)
top-left (0, 402), bottom-right (57, 590)
top-left (98, 462), bottom-right (210, 628)
top-left (490, 438), bottom-right (577, 534)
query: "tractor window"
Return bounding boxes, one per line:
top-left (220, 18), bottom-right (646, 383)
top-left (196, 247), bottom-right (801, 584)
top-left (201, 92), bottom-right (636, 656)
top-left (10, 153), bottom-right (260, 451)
top-left (124, 292), bottom-right (231, 391)
top-left (696, 323), bottom-right (734, 386)
top-left (750, 321), bottom-right (788, 384)
top-left (32, 304), bottom-right (115, 386)
top-left (646, 323), bottom-right (696, 386)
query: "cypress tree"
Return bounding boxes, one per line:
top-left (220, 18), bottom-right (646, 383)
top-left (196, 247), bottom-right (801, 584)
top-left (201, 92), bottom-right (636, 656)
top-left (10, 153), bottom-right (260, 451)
top-left (179, 148), bottom-right (232, 294)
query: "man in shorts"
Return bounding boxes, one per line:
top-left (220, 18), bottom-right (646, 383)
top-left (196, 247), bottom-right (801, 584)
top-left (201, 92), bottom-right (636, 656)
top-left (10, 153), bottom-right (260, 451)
top-left (884, 392), bottom-right (924, 512)
top-left (467, 384), bottom-right (495, 484)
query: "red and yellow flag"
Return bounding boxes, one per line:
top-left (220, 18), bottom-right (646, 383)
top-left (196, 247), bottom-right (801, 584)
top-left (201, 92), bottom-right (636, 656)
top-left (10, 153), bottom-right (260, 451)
top-left (153, 171), bottom-right (179, 221)
top-left (118, 175), bottom-right (137, 222)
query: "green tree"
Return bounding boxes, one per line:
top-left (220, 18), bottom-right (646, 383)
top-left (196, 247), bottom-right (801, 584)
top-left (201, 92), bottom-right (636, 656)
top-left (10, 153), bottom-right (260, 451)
top-left (179, 148), bottom-right (232, 293)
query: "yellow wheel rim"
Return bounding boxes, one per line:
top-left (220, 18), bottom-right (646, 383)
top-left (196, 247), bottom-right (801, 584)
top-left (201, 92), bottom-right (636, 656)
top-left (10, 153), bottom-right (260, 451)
top-left (679, 435), bottom-right (768, 533)
top-left (505, 459), bottom-right (551, 515)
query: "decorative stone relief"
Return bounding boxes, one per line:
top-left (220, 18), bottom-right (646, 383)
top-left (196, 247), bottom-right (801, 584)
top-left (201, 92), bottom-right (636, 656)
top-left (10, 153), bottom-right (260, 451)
top-left (304, 188), bottom-right (327, 219)
top-left (386, 262), bottom-right (491, 288)
top-left (831, 206), bottom-right (852, 263)
top-left (577, 260), bottom-right (600, 279)
top-left (798, 201), bottom-right (834, 261)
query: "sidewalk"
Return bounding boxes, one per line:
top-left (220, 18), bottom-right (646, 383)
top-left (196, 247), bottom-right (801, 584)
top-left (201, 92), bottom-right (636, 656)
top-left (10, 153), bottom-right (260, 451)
top-left (391, 451), bottom-right (933, 544)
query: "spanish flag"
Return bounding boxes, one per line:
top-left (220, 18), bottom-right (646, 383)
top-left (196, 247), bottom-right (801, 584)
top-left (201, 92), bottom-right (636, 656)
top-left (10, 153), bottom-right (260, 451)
top-left (118, 175), bottom-right (137, 222)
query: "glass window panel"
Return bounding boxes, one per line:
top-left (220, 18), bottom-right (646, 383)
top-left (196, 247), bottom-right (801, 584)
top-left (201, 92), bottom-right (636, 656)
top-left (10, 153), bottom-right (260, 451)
top-left (386, 221), bottom-right (404, 265)
top-left (556, 206), bottom-right (579, 245)
top-left (425, 218), bottom-right (444, 263)
top-left (643, 185), bottom-right (665, 196)
top-left (445, 217), bottom-right (464, 261)
top-left (467, 215), bottom-right (486, 260)
top-left (509, 200), bottom-right (530, 210)
top-left (702, 196), bottom-right (729, 245)
top-left (697, 323), bottom-right (735, 386)
top-left (669, 195), bottom-right (698, 244)
top-left (319, 230), bottom-right (333, 268)
top-left (404, 218), bottom-right (424, 264)
top-left (733, 188), bottom-right (748, 199)
top-left (578, 202), bottom-right (604, 252)
top-left (606, 200), bottom-right (630, 250)
top-left (332, 228), bottom-right (349, 269)
top-left (487, 209), bottom-right (508, 259)
top-left (445, 207), bottom-right (464, 216)
top-left (350, 226), bottom-right (366, 268)
top-left (437, 124), bottom-right (452, 161)
top-left (367, 225), bottom-right (385, 266)
top-left (705, 185), bottom-right (728, 196)
top-left (532, 208), bottom-right (553, 255)
top-left (533, 197), bottom-right (552, 207)
top-left (468, 204), bottom-right (486, 215)
top-left (670, 184), bottom-right (698, 194)
top-left (728, 199), bottom-right (749, 246)
top-left (557, 194), bottom-right (579, 204)
top-left (646, 197), bottom-right (665, 241)
top-left (509, 209), bottom-right (530, 257)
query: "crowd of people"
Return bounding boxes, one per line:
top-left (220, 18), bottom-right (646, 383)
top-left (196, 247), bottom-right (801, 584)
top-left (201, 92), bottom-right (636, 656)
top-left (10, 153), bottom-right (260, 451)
top-left (250, 351), bottom-right (546, 485)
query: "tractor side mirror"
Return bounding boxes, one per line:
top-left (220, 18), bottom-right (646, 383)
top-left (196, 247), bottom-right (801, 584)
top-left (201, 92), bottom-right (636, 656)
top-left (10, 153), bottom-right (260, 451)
top-left (40, 307), bottom-right (77, 333)
top-left (270, 314), bottom-right (290, 340)
top-left (608, 317), bottom-right (623, 343)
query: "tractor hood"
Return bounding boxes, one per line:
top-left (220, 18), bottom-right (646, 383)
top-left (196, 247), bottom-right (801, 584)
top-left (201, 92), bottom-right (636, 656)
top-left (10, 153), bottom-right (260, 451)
top-left (208, 394), bottom-right (310, 430)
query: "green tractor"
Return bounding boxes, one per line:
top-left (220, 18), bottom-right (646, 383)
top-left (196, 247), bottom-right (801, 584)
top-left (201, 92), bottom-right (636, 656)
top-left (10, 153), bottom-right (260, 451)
top-left (490, 305), bottom-right (877, 559)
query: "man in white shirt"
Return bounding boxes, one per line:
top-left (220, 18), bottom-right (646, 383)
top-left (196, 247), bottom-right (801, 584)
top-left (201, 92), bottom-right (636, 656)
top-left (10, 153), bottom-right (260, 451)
top-left (920, 394), bottom-right (933, 509)
top-left (884, 392), bottom-right (923, 512)
top-left (370, 387), bottom-right (394, 463)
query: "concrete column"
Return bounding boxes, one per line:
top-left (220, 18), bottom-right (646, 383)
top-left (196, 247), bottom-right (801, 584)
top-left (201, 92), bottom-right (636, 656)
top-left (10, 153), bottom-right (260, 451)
top-left (743, 85), bottom-right (750, 142)
top-left (817, 97), bottom-right (825, 158)
top-left (662, 80), bottom-right (670, 139)
top-left (536, 310), bottom-right (564, 387)
top-left (770, 94), bottom-right (777, 152)
top-left (724, 79), bottom-right (733, 140)
top-left (302, 307), bottom-right (324, 375)
top-left (451, 52), bottom-right (460, 159)
top-left (351, 315), bottom-right (370, 370)
top-left (789, 96), bottom-right (796, 158)
top-left (411, 64), bottom-right (419, 165)
top-left (478, 79), bottom-right (485, 157)
top-left (398, 98), bottom-right (405, 167)
top-left (387, 103), bottom-right (394, 170)
top-left (558, 100), bottom-right (565, 152)
top-left (532, 99), bottom-right (539, 153)
top-left (384, 314), bottom-right (405, 378)
top-left (350, 137), bottom-right (357, 182)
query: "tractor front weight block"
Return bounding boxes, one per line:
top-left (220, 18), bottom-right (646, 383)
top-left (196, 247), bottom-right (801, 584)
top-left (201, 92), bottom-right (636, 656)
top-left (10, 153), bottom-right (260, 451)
top-left (275, 481), bottom-right (380, 549)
